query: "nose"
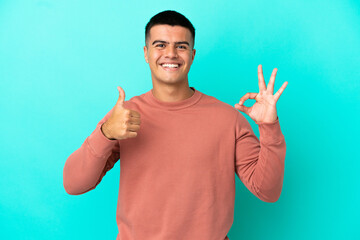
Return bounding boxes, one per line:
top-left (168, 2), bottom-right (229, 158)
top-left (165, 45), bottom-right (178, 58)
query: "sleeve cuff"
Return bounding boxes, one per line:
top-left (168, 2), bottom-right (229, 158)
top-left (256, 117), bottom-right (284, 143)
top-left (87, 124), bottom-right (118, 157)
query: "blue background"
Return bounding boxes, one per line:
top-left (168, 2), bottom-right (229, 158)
top-left (1, 0), bottom-right (359, 239)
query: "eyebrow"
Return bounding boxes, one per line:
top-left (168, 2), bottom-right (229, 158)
top-left (152, 40), bottom-right (190, 46)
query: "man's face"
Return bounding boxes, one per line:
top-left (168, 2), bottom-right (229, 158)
top-left (144, 24), bottom-right (196, 86)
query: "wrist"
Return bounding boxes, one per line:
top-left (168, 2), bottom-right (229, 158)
top-left (101, 122), bottom-right (116, 140)
top-left (256, 116), bottom-right (279, 125)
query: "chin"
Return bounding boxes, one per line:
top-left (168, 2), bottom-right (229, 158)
top-left (157, 76), bottom-right (182, 83)
top-left (161, 80), bottom-right (182, 85)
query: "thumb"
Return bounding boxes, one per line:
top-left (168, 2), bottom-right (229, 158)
top-left (116, 86), bottom-right (126, 107)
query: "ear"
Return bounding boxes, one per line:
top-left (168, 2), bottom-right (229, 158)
top-left (192, 48), bottom-right (196, 61)
top-left (144, 46), bottom-right (148, 63)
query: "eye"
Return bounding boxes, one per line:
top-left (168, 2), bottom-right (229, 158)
top-left (156, 44), bottom-right (165, 48)
top-left (178, 45), bottom-right (187, 49)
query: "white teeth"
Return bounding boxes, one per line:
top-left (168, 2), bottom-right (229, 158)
top-left (162, 64), bottom-right (179, 68)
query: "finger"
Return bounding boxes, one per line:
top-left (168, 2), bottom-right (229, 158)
top-left (238, 92), bottom-right (258, 105)
top-left (234, 104), bottom-right (251, 115)
top-left (267, 68), bottom-right (278, 95)
top-left (116, 86), bottom-right (126, 107)
top-left (258, 64), bottom-right (267, 93)
top-left (129, 109), bottom-right (141, 118)
top-left (125, 131), bottom-right (138, 138)
top-left (127, 123), bottom-right (140, 132)
top-left (129, 116), bottom-right (141, 125)
top-left (274, 81), bottom-right (288, 102)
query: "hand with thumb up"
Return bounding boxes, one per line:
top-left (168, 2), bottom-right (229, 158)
top-left (101, 86), bottom-right (141, 140)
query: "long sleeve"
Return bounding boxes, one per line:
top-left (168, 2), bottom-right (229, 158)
top-left (63, 108), bottom-right (120, 195)
top-left (235, 113), bottom-right (286, 202)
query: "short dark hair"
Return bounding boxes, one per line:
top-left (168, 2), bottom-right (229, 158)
top-left (145, 10), bottom-right (195, 48)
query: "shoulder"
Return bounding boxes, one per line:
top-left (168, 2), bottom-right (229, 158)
top-left (200, 92), bottom-right (239, 118)
top-left (122, 92), bottom-right (147, 110)
top-left (200, 92), bottom-right (253, 130)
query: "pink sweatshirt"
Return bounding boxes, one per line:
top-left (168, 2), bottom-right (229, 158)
top-left (63, 87), bottom-right (286, 240)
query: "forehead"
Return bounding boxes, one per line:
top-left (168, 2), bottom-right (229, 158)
top-left (149, 24), bottom-right (192, 41)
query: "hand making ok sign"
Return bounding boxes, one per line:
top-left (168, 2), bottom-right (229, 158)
top-left (234, 64), bottom-right (288, 124)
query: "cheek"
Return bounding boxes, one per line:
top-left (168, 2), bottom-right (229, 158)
top-left (149, 51), bottom-right (161, 60)
top-left (182, 52), bottom-right (193, 62)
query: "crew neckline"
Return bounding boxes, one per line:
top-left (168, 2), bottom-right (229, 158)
top-left (144, 87), bottom-right (202, 110)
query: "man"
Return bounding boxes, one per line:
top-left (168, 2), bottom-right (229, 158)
top-left (63, 10), bottom-right (288, 240)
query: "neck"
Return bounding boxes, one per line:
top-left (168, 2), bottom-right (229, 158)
top-left (151, 82), bottom-right (194, 102)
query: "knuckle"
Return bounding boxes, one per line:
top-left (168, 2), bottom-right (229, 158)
top-left (123, 115), bottom-right (130, 123)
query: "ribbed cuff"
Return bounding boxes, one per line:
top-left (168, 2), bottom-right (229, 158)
top-left (257, 117), bottom-right (284, 143)
top-left (87, 125), bottom-right (118, 157)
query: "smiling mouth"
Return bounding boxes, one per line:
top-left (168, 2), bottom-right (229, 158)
top-left (160, 63), bottom-right (182, 71)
